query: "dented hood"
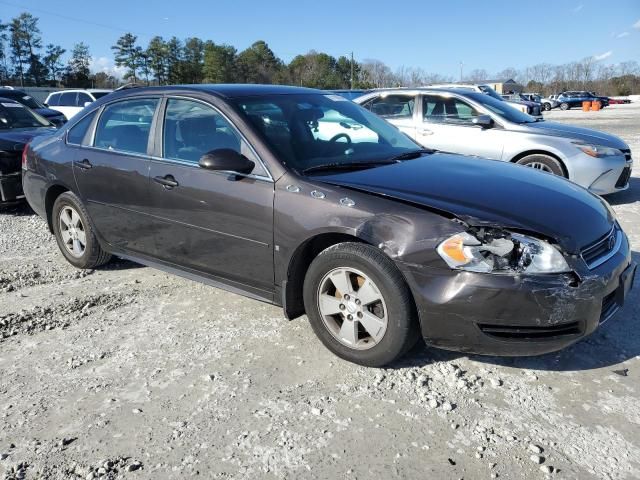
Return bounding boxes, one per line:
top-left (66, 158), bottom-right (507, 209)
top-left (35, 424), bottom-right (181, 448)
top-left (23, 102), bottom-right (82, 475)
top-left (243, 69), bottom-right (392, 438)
top-left (314, 153), bottom-right (614, 253)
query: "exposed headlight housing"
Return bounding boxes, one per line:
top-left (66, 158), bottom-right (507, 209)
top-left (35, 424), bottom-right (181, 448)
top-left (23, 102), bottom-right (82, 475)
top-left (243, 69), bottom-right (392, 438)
top-left (573, 142), bottom-right (621, 158)
top-left (437, 229), bottom-right (570, 274)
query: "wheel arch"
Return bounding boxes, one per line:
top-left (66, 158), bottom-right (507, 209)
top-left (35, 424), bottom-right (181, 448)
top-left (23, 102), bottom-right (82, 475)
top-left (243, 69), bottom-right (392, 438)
top-left (509, 150), bottom-right (568, 178)
top-left (44, 183), bottom-right (71, 233)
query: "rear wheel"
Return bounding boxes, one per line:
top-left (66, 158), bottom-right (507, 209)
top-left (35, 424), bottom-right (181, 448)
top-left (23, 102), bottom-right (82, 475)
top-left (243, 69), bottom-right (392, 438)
top-left (52, 192), bottom-right (111, 269)
top-left (516, 154), bottom-right (565, 177)
top-left (560, 102), bottom-right (570, 110)
top-left (303, 242), bottom-right (420, 367)
top-left (543, 102), bottom-right (552, 111)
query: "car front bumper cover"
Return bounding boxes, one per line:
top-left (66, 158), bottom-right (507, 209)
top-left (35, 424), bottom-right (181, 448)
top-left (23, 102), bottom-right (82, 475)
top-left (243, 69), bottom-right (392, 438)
top-left (399, 229), bottom-right (635, 356)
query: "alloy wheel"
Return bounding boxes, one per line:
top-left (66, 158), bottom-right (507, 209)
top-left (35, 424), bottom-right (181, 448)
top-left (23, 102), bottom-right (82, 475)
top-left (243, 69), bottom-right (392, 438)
top-left (317, 267), bottom-right (388, 350)
top-left (58, 205), bottom-right (86, 258)
top-left (525, 161), bottom-right (554, 173)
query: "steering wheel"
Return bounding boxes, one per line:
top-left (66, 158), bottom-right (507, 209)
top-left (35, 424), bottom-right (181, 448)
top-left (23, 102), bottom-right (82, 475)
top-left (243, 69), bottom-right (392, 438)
top-left (328, 133), bottom-right (352, 145)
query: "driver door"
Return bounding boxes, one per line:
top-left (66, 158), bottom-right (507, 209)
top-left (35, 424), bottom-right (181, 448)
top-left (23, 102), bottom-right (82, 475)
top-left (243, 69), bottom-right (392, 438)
top-left (147, 97), bottom-right (275, 295)
top-left (416, 94), bottom-right (504, 160)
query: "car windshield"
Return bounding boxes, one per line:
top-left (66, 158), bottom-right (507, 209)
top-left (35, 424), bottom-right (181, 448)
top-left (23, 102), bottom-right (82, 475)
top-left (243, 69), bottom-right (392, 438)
top-left (0, 101), bottom-right (51, 129)
top-left (4, 93), bottom-right (43, 109)
top-left (91, 92), bottom-right (111, 100)
top-left (464, 91), bottom-right (538, 124)
top-left (477, 85), bottom-right (504, 101)
top-left (232, 93), bottom-right (420, 174)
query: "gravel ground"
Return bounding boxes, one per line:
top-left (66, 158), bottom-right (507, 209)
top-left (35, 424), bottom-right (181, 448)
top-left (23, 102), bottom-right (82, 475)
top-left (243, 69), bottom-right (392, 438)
top-left (0, 103), bottom-right (639, 480)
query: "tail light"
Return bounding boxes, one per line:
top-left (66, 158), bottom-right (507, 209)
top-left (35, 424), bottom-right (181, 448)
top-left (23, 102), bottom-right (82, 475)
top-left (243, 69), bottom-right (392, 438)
top-left (22, 143), bottom-right (29, 171)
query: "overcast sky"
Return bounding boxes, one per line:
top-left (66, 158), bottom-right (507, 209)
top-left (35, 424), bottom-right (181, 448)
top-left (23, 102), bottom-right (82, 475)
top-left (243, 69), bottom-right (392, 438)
top-left (2, 0), bottom-right (639, 78)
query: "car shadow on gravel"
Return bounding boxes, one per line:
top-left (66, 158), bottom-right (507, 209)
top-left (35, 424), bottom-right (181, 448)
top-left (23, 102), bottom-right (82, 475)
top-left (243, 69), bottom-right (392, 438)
top-left (100, 258), bottom-right (146, 271)
top-left (606, 177), bottom-right (640, 205)
top-left (0, 202), bottom-right (34, 216)
top-left (396, 251), bottom-right (640, 372)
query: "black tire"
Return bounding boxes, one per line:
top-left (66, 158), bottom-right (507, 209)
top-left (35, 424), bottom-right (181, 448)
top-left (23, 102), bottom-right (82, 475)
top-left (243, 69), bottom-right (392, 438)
top-left (543, 102), bottom-right (552, 111)
top-left (560, 102), bottom-right (570, 111)
top-left (303, 242), bottom-right (420, 367)
top-left (52, 192), bottom-right (111, 269)
top-left (516, 154), bottom-right (565, 177)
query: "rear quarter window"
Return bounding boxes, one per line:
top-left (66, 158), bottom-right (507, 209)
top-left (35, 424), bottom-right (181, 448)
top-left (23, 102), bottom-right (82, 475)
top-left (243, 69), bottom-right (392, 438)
top-left (67, 111), bottom-right (98, 146)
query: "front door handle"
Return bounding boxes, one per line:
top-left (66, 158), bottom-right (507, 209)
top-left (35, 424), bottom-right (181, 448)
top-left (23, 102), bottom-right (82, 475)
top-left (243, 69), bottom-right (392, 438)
top-left (154, 175), bottom-right (179, 189)
top-left (418, 128), bottom-right (433, 135)
top-left (75, 158), bottom-right (93, 170)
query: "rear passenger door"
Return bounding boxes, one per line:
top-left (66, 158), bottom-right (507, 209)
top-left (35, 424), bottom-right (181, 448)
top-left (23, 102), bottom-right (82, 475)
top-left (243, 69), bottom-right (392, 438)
top-left (147, 97), bottom-right (275, 296)
top-left (361, 94), bottom-right (417, 139)
top-left (72, 97), bottom-right (160, 254)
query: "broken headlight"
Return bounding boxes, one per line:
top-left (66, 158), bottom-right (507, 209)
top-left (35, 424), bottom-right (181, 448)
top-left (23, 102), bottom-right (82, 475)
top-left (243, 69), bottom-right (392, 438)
top-left (437, 229), bottom-right (570, 274)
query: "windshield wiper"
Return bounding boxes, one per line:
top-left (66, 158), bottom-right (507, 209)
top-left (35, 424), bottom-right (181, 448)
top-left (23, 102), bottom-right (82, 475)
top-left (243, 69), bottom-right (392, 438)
top-left (302, 160), bottom-right (396, 175)
top-left (388, 148), bottom-right (434, 161)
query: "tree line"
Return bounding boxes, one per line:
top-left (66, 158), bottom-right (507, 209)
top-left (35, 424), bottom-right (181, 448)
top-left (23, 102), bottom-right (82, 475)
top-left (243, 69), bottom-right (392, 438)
top-left (1, 11), bottom-right (639, 95)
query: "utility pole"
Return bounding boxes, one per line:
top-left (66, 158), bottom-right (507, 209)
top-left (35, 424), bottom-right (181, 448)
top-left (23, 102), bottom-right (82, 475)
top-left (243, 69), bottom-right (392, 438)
top-left (459, 61), bottom-right (463, 82)
top-left (350, 52), bottom-right (354, 90)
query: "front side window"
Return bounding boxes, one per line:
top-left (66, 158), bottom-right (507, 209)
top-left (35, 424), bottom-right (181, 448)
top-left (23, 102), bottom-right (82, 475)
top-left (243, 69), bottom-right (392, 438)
top-left (232, 93), bottom-right (419, 173)
top-left (94, 98), bottom-right (158, 154)
top-left (423, 95), bottom-right (481, 124)
top-left (59, 92), bottom-right (78, 107)
top-left (77, 92), bottom-right (93, 106)
top-left (162, 98), bottom-right (261, 174)
top-left (363, 94), bottom-right (415, 119)
top-left (67, 111), bottom-right (98, 145)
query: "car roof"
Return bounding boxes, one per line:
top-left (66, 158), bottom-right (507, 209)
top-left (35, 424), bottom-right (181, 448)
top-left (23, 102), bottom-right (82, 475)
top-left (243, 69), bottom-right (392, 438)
top-left (0, 97), bottom-right (19, 103)
top-left (101, 84), bottom-right (322, 100)
top-left (47, 89), bottom-right (112, 95)
top-left (358, 87), bottom-right (480, 97)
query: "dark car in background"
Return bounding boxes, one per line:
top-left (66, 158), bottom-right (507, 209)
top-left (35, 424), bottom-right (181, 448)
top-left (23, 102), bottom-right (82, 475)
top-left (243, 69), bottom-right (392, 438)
top-left (22, 85), bottom-right (636, 367)
top-left (0, 88), bottom-right (67, 127)
top-left (557, 91), bottom-right (610, 110)
top-left (0, 98), bottom-right (56, 206)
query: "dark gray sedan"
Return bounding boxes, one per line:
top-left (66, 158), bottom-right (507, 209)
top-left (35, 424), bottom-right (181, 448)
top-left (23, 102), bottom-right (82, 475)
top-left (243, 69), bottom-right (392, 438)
top-left (22, 85), bottom-right (636, 366)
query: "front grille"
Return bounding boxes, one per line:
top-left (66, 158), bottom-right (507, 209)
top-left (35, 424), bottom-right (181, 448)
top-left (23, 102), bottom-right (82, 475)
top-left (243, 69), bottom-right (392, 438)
top-left (615, 167), bottom-right (631, 188)
top-left (581, 226), bottom-right (618, 269)
top-left (621, 149), bottom-right (632, 162)
top-left (478, 322), bottom-right (582, 340)
top-left (600, 291), bottom-right (619, 324)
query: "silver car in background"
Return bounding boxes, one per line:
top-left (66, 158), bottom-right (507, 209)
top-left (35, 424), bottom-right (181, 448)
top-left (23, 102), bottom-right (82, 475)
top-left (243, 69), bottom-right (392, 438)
top-left (355, 88), bottom-right (632, 195)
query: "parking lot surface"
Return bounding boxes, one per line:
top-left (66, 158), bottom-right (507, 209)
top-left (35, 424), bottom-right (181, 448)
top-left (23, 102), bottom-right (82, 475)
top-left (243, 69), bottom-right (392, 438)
top-left (1, 103), bottom-right (639, 479)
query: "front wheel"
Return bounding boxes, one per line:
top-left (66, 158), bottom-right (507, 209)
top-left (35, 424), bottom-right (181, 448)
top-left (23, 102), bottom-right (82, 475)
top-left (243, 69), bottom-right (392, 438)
top-left (52, 192), bottom-right (111, 269)
top-left (303, 242), bottom-right (420, 367)
top-left (560, 102), bottom-right (570, 110)
top-left (516, 154), bottom-right (565, 177)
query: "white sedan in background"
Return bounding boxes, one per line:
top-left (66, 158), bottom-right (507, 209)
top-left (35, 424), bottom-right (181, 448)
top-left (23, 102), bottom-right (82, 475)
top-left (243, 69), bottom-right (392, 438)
top-left (356, 88), bottom-right (632, 195)
top-left (45, 89), bottom-right (112, 119)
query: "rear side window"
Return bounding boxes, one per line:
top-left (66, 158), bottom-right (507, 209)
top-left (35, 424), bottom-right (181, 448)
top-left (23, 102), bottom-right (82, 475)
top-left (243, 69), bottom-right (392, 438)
top-left (363, 95), bottom-right (415, 119)
top-left (67, 111), bottom-right (98, 145)
top-left (48, 93), bottom-right (60, 106)
top-left (94, 98), bottom-right (158, 155)
top-left (59, 92), bottom-right (78, 106)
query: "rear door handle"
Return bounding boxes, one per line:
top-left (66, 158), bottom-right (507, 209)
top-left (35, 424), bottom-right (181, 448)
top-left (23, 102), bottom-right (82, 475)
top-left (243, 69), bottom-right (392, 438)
top-left (154, 175), bottom-right (179, 189)
top-left (75, 158), bottom-right (93, 170)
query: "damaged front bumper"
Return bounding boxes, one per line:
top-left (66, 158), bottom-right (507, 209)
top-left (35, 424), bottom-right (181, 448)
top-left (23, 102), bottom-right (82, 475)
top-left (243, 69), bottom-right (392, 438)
top-left (0, 171), bottom-right (24, 205)
top-left (400, 230), bottom-right (636, 356)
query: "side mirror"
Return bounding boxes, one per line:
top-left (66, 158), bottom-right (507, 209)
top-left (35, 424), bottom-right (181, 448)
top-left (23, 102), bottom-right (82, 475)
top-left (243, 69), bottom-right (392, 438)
top-left (43, 102), bottom-right (49, 107)
top-left (199, 149), bottom-right (255, 174)
top-left (83, 101), bottom-right (92, 107)
top-left (472, 115), bottom-right (494, 128)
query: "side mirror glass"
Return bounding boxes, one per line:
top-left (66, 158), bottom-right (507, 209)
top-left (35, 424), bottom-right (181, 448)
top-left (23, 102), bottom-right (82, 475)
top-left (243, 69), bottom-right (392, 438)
top-left (199, 149), bottom-right (255, 175)
top-left (472, 115), bottom-right (494, 128)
